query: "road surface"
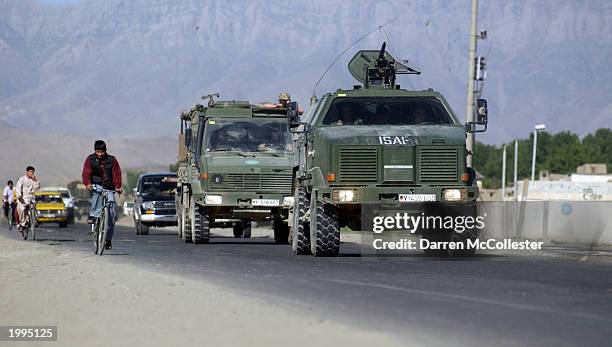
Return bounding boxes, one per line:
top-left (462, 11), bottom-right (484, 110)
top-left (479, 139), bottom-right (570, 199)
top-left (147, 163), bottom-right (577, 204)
top-left (1, 220), bottom-right (611, 347)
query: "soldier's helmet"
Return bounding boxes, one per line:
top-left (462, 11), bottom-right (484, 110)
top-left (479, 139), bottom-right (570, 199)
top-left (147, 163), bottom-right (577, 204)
top-left (278, 92), bottom-right (291, 102)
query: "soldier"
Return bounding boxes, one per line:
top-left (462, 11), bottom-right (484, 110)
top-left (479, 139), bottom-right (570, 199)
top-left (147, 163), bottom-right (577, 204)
top-left (278, 92), bottom-right (291, 107)
top-left (411, 106), bottom-right (428, 124)
top-left (334, 103), bottom-right (364, 125)
top-left (261, 92), bottom-right (291, 109)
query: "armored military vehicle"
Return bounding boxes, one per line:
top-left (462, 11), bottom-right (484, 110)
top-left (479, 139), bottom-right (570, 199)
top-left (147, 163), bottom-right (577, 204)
top-left (289, 43), bottom-right (488, 256)
top-left (175, 95), bottom-right (296, 244)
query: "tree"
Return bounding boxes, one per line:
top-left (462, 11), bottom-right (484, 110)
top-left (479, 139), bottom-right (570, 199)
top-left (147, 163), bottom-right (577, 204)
top-left (473, 127), bottom-right (611, 189)
top-left (126, 170), bottom-right (144, 194)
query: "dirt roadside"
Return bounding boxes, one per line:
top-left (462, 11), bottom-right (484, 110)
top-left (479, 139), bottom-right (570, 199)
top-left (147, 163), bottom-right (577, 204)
top-left (0, 232), bottom-right (401, 347)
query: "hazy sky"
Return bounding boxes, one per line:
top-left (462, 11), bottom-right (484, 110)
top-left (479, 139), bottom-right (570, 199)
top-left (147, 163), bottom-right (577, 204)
top-left (37, 0), bottom-right (80, 4)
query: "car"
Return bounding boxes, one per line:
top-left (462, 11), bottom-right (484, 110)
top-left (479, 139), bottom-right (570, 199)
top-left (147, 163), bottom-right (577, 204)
top-left (34, 191), bottom-right (68, 228)
top-left (133, 173), bottom-right (178, 235)
top-left (41, 187), bottom-right (75, 224)
top-left (123, 201), bottom-right (134, 216)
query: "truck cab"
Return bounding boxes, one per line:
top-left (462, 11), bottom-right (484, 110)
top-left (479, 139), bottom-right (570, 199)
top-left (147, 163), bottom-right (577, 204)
top-left (176, 99), bottom-right (295, 244)
top-left (290, 44), bottom-right (488, 257)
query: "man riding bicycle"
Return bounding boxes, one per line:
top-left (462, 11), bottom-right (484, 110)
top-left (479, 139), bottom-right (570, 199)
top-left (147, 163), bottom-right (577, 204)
top-left (15, 166), bottom-right (40, 235)
top-left (81, 140), bottom-right (123, 250)
top-left (3, 180), bottom-right (16, 224)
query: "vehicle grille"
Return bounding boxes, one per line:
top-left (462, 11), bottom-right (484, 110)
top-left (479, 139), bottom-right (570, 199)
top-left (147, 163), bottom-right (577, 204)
top-left (37, 210), bottom-right (58, 215)
top-left (419, 147), bottom-right (459, 182)
top-left (212, 173), bottom-right (292, 192)
top-left (156, 209), bottom-right (176, 215)
top-left (153, 201), bottom-right (175, 209)
top-left (338, 147), bottom-right (379, 183)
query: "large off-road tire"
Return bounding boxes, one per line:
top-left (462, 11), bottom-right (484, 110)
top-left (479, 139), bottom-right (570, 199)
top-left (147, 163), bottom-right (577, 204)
top-left (309, 194), bottom-right (340, 257)
top-left (177, 211), bottom-right (183, 238)
top-left (191, 203), bottom-right (210, 244)
top-left (291, 185), bottom-right (311, 255)
top-left (182, 201), bottom-right (192, 243)
top-left (273, 218), bottom-right (290, 244)
top-left (451, 229), bottom-right (478, 257)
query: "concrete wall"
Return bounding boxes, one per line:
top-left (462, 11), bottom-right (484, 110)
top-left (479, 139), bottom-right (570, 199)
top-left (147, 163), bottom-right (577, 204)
top-left (517, 181), bottom-right (612, 201)
top-left (480, 201), bottom-right (612, 246)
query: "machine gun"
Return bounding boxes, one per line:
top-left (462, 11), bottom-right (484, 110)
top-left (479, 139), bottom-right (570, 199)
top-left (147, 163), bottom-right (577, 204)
top-left (348, 42), bottom-right (420, 89)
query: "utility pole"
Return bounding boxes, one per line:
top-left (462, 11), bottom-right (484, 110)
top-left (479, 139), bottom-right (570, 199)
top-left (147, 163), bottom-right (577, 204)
top-left (530, 131), bottom-right (538, 181)
top-left (531, 124), bottom-right (546, 181)
top-left (501, 144), bottom-right (507, 200)
top-left (465, 0), bottom-right (478, 167)
top-left (513, 140), bottom-right (518, 200)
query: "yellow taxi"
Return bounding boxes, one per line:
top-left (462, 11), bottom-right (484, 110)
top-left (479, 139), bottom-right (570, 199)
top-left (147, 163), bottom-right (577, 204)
top-left (34, 191), bottom-right (68, 228)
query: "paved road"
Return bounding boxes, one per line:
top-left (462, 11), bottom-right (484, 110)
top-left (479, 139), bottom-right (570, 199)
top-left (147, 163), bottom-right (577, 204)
top-left (3, 220), bottom-right (612, 347)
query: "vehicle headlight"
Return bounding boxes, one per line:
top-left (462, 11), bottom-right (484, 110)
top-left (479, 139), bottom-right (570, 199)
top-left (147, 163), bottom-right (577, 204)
top-left (142, 201), bottom-right (155, 210)
top-left (282, 197), bottom-right (294, 207)
top-left (205, 195), bottom-right (222, 205)
top-left (442, 189), bottom-right (466, 201)
top-left (58, 210), bottom-right (66, 215)
top-left (332, 190), bottom-right (358, 202)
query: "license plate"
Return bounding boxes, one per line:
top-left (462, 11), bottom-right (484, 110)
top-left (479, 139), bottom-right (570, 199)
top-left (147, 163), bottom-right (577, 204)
top-left (252, 199), bottom-right (279, 206)
top-left (398, 194), bottom-right (436, 202)
top-left (43, 214), bottom-right (55, 218)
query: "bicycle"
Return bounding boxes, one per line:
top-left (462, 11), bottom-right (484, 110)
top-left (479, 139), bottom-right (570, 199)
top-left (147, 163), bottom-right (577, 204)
top-left (30, 199), bottom-right (36, 241)
top-left (20, 199), bottom-right (36, 240)
top-left (91, 185), bottom-right (115, 255)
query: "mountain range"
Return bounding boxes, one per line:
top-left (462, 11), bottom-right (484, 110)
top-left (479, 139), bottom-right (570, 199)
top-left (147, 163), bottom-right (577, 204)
top-left (1, 0), bottom-right (611, 183)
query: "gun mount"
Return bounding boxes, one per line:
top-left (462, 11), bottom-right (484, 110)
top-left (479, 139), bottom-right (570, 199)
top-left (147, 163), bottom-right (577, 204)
top-left (348, 42), bottom-right (420, 89)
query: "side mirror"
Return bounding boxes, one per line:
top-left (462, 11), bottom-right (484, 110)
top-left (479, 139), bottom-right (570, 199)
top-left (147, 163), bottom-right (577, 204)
top-left (466, 98), bottom-right (488, 133)
top-left (476, 99), bottom-right (488, 124)
top-left (132, 188), bottom-right (138, 196)
top-left (287, 101), bottom-right (301, 128)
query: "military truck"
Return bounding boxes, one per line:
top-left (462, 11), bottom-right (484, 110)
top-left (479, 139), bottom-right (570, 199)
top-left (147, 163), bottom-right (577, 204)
top-left (175, 96), bottom-right (296, 244)
top-left (289, 43), bottom-right (488, 257)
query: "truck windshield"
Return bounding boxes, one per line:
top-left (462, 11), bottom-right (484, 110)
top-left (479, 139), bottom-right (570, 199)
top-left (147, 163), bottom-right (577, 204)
top-left (205, 118), bottom-right (293, 154)
top-left (322, 97), bottom-right (455, 126)
top-left (141, 176), bottom-right (177, 196)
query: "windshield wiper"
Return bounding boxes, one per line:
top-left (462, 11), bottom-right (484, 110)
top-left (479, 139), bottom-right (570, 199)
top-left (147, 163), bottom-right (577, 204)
top-left (259, 152), bottom-right (282, 157)
top-left (209, 150), bottom-right (248, 157)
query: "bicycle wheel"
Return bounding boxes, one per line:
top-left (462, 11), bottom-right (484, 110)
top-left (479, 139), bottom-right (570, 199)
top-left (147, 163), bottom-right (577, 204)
top-left (98, 207), bottom-right (107, 256)
top-left (30, 207), bottom-right (36, 241)
top-left (8, 207), bottom-right (12, 230)
top-left (93, 218), bottom-right (100, 254)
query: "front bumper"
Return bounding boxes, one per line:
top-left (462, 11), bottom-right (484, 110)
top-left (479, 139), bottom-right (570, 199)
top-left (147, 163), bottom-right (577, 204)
top-left (140, 214), bottom-right (177, 223)
top-left (36, 216), bottom-right (67, 223)
top-left (196, 192), bottom-right (293, 209)
top-left (318, 185), bottom-right (478, 204)
top-left (194, 192), bottom-right (291, 221)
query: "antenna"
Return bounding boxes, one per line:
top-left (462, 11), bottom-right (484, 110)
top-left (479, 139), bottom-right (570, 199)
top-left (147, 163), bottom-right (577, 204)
top-left (311, 17), bottom-right (399, 99)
